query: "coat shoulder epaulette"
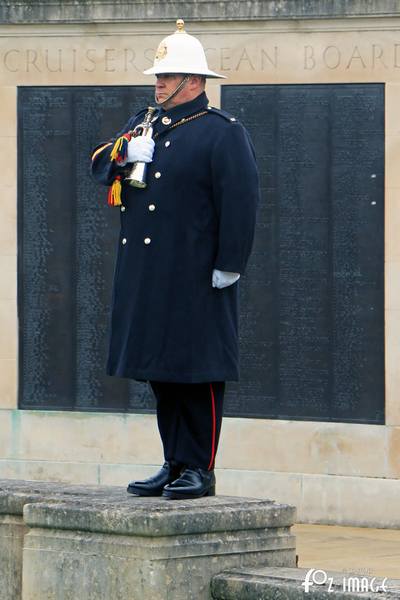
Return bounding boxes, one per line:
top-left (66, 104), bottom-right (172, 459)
top-left (132, 107), bottom-right (148, 120)
top-left (127, 108), bottom-right (148, 129)
top-left (206, 106), bottom-right (239, 124)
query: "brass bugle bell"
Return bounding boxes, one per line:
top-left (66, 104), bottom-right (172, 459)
top-left (125, 106), bottom-right (156, 189)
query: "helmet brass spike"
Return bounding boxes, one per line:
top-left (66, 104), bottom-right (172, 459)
top-left (176, 19), bottom-right (185, 33)
top-left (143, 17), bottom-right (225, 78)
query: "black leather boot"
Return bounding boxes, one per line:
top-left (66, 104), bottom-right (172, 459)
top-left (127, 461), bottom-right (184, 496)
top-left (162, 467), bottom-right (216, 499)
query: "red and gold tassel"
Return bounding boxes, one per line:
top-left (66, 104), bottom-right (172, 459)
top-left (109, 133), bottom-right (131, 164)
top-left (108, 176), bottom-right (122, 207)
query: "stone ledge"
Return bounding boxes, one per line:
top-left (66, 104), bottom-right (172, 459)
top-left (0, 479), bottom-right (126, 515)
top-left (211, 567), bottom-right (400, 599)
top-left (23, 495), bottom-right (296, 537)
top-left (0, 0), bottom-right (399, 24)
top-left (0, 477), bottom-right (296, 537)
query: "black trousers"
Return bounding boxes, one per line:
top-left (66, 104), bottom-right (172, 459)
top-left (149, 381), bottom-right (225, 471)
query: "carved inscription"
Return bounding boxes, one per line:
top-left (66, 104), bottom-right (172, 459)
top-left (4, 43), bottom-right (400, 74)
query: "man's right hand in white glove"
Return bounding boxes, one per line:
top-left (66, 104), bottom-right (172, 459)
top-left (119, 136), bottom-right (154, 165)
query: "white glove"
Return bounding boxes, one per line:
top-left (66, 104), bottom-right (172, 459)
top-left (212, 269), bottom-right (240, 289)
top-left (126, 136), bottom-right (155, 164)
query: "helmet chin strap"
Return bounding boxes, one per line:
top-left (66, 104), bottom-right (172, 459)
top-left (155, 75), bottom-right (190, 107)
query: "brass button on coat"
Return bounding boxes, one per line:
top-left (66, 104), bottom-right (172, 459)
top-left (162, 116), bottom-right (171, 125)
top-left (155, 172), bottom-right (161, 179)
top-left (121, 206), bottom-right (126, 212)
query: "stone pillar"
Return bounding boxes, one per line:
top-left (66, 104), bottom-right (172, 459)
top-left (21, 492), bottom-right (296, 600)
top-left (0, 479), bottom-right (128, 600)
top-left (0, 508), bottom-right (27, 600)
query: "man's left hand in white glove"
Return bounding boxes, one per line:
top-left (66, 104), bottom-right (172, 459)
top-left (127, 136), bottom-right (155, 164)
top-left (116, 136), bottom-right (155, 166)
top-left (212, 269), bottom-right (240, 289)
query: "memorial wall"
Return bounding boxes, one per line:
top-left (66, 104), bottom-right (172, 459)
top-left (18, 83), bottom-right (385, 424)
top-left (0, 1), bottom-right (399, 526)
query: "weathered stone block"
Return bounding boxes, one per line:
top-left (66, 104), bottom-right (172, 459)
top-left (0, 479), bottom-right (128, 600)
top-left (0, 512), bottom-right (27, 600)
top-left (21, 493), bottom-right (296, 600)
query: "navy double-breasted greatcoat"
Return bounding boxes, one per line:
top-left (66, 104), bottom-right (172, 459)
top-left (91, 91), bottom-right (259, 383)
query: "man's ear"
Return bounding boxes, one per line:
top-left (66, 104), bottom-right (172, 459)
top-left (188, 74), bottom-right (204, 89)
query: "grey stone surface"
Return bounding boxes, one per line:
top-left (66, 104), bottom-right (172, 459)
top-left (0, 479), bottom-right (128, 600)
top-left (22, 528), bottom-right (295, 600)
top-left (0, 515), bottom-right (26, 600)
top-left (0, 0), bottom-right (399, 24)
top-left (0, 479), bottom-right (296, 600)
top-left (211, 567), bottom-right (400, 599)
top-left (0, 479), bottom-right (127, 515)
top-left (1, 478), bottom-right (295, 538)
top-left (22, 495), bottom-right (296, 599)
top-left (23, 494), bottom-right (295, 537)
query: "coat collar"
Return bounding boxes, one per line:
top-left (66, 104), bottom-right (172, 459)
top-left (154, 92), bottom-right (209, 135)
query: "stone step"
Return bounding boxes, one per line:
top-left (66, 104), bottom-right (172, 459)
top-left (0, 478), bottom-right (296, 600)
top-left (211, 567), bottom-right (400, 599)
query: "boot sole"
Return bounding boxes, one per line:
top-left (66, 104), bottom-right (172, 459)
top-left (162, 486), bottom-right (216, 500)
top-left (127, 485), bottom-right (164, 497)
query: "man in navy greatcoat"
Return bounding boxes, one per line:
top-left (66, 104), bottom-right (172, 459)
top-left (91, 19), bottom-right (260, 499)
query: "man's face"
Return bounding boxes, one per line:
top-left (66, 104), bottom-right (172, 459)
top-left (155, 73), bottom-right (185, 105)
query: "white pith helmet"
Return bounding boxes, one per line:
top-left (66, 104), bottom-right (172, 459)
top-left (143, 19), bottom-right (226, 79)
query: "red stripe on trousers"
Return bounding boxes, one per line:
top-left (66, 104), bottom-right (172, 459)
top-left (208, 383), bottom-right (216, 470)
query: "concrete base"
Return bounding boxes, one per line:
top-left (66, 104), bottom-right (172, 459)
top-left (0, 479), bottom-right (296, 600)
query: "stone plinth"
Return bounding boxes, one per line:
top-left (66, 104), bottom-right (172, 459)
top-left (21, 492), bottom-right (296, 600)
top-left (0, 505), bottom-right (26, 600)
top-left (0, 479), bottom-right (128, 600)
